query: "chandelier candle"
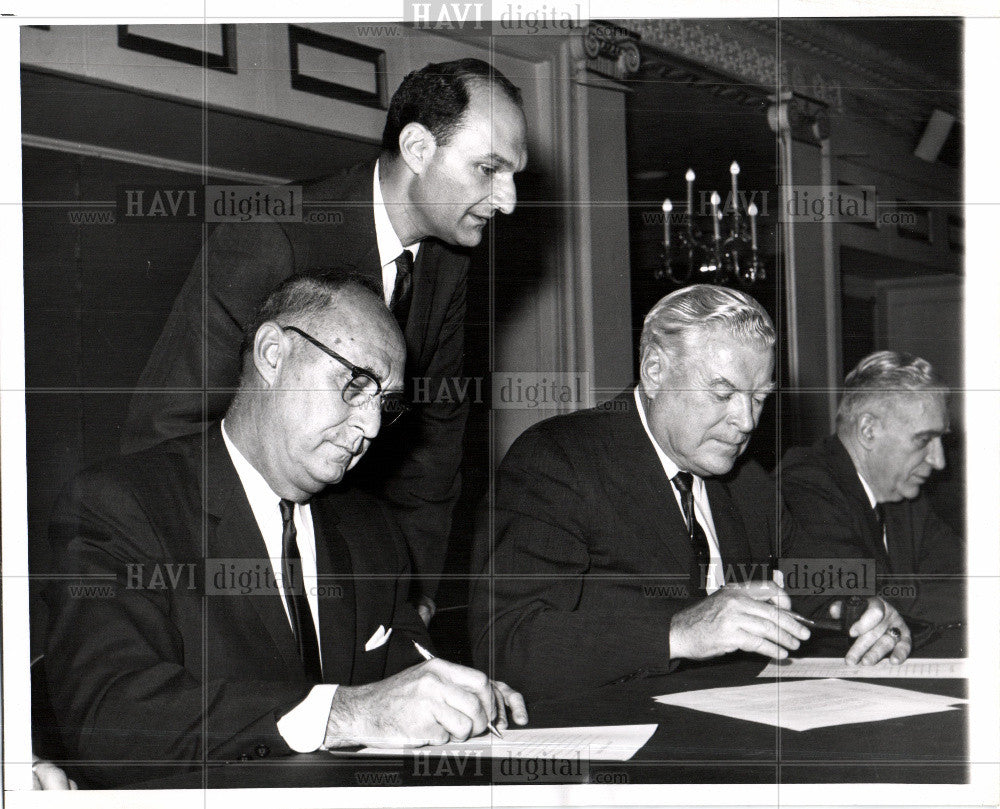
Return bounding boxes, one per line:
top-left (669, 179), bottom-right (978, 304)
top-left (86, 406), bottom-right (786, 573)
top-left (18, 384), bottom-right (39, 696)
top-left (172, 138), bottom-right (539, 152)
top-left (710, 191), bottom-right (721, 241)
top-left (730, 162), bottom-right (741, 230)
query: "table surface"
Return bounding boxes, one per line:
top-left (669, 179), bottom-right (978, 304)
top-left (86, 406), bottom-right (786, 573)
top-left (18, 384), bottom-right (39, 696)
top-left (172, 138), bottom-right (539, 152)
top-left (129, 630), bottom-right (968, 789)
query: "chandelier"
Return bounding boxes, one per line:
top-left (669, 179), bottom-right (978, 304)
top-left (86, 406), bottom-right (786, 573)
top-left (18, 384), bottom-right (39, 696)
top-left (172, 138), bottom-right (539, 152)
top-left (654, 162), bottom-right (765, 288)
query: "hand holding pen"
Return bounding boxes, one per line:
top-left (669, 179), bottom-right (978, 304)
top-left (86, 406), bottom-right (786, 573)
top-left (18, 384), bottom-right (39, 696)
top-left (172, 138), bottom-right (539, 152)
top-left (790, 596), bottom-right (912, 666)
top-left (321, 639), bottom-right (528, 749)
top-left (413, 641), bottom-right (521, 739)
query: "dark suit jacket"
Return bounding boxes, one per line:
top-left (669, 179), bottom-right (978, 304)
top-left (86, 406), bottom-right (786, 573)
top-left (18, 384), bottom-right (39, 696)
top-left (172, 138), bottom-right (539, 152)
top-left (779, 435), bottom-right (965, 624)
top-left (44, 425), bottom-right (429, 787)
top-left (468, 392), bottom-right (785, 702)
top-left (121, 161), bottom-right (470, 601)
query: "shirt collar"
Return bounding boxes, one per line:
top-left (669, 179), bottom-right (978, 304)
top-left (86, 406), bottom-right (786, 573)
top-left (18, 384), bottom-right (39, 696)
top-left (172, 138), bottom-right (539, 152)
top-left (855, 470), bottom-right (879, 509)
top-left (634, 385), bottom-right (684, 481)
top-left (220, 418), bottom-right (281, 515)
top-left (373, 160), bottom-right (419, 269)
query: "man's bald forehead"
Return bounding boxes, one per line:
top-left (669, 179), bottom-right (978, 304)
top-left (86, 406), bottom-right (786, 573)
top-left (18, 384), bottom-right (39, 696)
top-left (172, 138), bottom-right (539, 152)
top-left (318, 282), bottom-right (392, 326)
top-left (305, 283), bottom-right (403, 353)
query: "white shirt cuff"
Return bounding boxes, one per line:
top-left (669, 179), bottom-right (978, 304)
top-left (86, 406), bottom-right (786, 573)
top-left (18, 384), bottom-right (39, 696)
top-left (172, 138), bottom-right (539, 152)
top-left (276, 684), bottom-right (338, 752)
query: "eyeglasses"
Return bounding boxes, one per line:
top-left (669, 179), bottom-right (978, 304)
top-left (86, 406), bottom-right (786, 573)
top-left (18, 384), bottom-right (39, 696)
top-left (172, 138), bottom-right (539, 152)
top-left (279, 325), bottom-right (409, 426)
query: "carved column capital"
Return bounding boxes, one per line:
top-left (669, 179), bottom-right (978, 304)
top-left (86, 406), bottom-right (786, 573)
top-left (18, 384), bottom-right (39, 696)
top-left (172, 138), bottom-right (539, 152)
top-left (768, 92), bottom-right (830, 144)
top-left (569, 20), bottom-right (642, 83)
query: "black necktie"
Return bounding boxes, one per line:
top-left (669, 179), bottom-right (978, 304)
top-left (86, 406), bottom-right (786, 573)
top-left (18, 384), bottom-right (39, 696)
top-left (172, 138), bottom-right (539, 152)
top-left (390, 250), bottom-right (413, 331)
top-left (672, 471), bottom-right (712, 596)
top-left (279, 499), bottom-right (322, 682)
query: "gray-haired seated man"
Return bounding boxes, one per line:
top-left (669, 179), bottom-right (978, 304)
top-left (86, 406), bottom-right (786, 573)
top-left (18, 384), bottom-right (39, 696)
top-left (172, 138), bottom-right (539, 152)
top-left (469, 285), bottom-right (912, 703)
top-left (780, 350), bottom-right (965, 657)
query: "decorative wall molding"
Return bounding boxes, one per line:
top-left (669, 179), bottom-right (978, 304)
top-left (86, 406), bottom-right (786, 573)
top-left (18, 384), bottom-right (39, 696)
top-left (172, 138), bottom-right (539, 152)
top-left (612, 18), bottom-right (843, 110)
top-left (760, 19), bottom-right (959, 112)
top-left (636, 54), bottom-right (769, 110)
top-left (580, 20), bottom-right (642, 82)
top-left (22, 133), bottom-right (290, 185)
top-left (610, 17), bottom-right (960, 141)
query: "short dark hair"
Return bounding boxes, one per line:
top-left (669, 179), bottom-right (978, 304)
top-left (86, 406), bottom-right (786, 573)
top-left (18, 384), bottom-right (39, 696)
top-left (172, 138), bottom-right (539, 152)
top-left (239, 271), bottom-right (383, 363)
top-left (380, 58), bottom-right (522, 155)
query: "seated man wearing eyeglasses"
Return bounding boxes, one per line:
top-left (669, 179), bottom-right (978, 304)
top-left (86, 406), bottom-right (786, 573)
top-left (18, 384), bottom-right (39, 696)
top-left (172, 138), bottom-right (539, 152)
top-left (43, 274), bottom-right (526, 788)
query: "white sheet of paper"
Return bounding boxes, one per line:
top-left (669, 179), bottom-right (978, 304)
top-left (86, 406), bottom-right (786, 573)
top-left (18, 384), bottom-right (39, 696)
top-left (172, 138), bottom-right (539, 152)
top-left (653, 678), bottom-right (965, 731)
top-left (757, 657), bottom-right (968, 679)
top-left (351, 724), bottom-right (657, 761)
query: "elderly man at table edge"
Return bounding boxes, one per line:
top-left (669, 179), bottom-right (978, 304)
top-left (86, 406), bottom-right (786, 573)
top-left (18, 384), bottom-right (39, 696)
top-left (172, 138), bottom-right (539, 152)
top-left (469, 285), bottom-right (912, 702)
top-left (121, 58), bottom-right (529, 626)
top-left (44, 276), bottom-right (526, 788)
top-left (779, 350), bottom-right (964, 626)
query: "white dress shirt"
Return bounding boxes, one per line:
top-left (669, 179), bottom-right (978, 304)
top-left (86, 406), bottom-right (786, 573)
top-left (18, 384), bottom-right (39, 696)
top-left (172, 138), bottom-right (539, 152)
top-left (221, 420), bottom-right (336, 752)
top-left (634, 387), bottom-right (725, 593)
top-left (373, 160), bottom-right (420, 304)
top-left (855, 470), bottom-right (888, 553)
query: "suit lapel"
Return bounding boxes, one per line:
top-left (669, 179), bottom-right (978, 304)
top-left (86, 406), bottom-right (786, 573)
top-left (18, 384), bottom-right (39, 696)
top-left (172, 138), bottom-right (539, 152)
top-left (310, 494), bottom-right (358, 685)
top-left (613, 393), bottom-right (767, 585)
top-left (609, 393), bottom-right (691, 574)
top-left (827, 436), bottom-right (891, 570)
top-left (203, 426), bottom-right (304, 675)
top-left (705, 478), bottom-right (755, 582)
top-left (882, 504), bottom-right (914, 576)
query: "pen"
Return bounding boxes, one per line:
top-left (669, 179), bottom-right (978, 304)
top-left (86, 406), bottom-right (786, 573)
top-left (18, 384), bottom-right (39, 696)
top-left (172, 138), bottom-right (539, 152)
top-left (413, 641), bottom-right (503, 739)
top-left (791, 613), bottom-right (841, 632)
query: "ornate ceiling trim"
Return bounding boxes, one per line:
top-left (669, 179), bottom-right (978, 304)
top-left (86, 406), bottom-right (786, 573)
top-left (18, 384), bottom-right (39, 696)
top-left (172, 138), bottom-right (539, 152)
top-left (636, 57), bottom-right (772, 110)
top-left (756, 18), bottom-right (959, 104)
top-left (608, 18), bottom-right (960, 143)
top-left (612, 18), bottom-right (845, 111)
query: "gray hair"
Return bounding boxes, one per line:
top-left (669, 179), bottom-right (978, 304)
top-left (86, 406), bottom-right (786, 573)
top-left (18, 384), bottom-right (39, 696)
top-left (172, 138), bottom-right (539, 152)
top-left (639, 285), bottom-right (775, 363)
top-left (836, 350), bottom-right (947, 431)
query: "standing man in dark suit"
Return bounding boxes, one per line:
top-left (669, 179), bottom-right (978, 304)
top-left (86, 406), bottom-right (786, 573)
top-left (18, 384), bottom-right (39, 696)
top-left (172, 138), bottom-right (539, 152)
top-left (469, 286), bottom-right (910, 702)
top-left (780, 351), bottom-right (964, 626)
top-left (122, 58), bottom-right (529, 624)
top-left (46, 276), bottom-right (526, 787)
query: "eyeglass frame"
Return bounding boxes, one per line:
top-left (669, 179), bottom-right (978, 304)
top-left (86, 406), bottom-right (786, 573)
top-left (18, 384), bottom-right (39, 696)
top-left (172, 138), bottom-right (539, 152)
top-left (278, 324), bottom-right (409, 425)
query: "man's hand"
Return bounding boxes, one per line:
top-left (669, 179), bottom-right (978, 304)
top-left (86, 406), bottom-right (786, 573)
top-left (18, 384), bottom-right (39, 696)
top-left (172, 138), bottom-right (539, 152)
top-left (669, 581), bottom-right (811, 661)
top-left (323, 659), bottom-right (528, 748)
top-left (31, 757), bottom-right (77, 790)
top-left (830, 597), bottom-right (911, 665)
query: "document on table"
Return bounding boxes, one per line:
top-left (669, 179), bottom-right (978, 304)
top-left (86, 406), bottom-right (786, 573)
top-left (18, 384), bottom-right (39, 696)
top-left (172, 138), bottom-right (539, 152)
top-left (653, 678), bottom-right (965, 731)
top-left (350, 724), bottom-right (658, 761)
top-left (757, 657), bottom-right (968, 679)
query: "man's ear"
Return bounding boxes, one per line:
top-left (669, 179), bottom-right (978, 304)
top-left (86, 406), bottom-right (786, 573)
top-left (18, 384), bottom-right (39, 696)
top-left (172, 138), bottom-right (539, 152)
top-left (397, 122), bottom-right (437, 176)
top-left (253, 322), bottom-right (285, 387)
top-left (856, 411), bottom-right (880, 448)
top-left (639, 345), bottom-right (666, 399)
